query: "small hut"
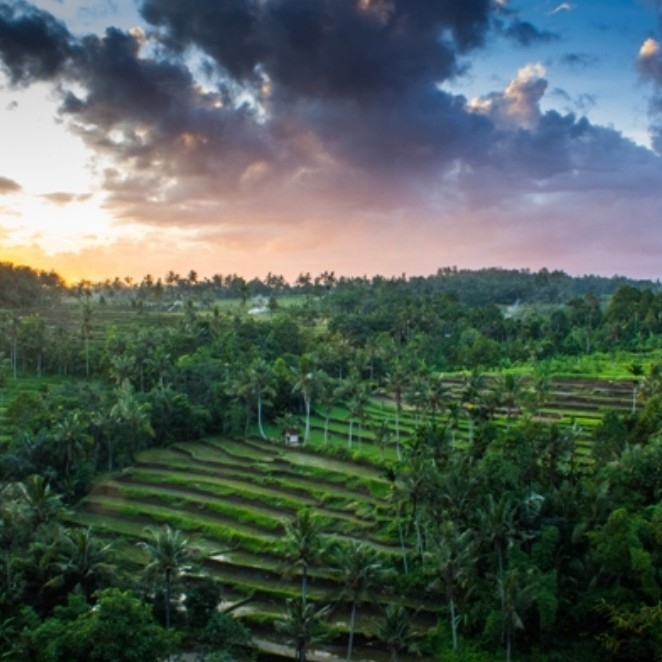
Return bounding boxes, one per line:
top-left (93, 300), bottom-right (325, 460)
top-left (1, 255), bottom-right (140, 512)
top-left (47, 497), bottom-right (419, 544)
top-left (284, 427), bottom-right (301, 446)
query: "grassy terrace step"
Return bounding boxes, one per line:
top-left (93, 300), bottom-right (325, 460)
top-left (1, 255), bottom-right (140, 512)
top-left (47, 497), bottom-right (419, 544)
top-left (119, 467), bottom-right (364, 522)
top-left (129, 460), bottom-right (389, 519)
top-left (545, 398), bottom-right (631, 413)
top-left (154, 437), bottom-right (388, 492)
top-left (95, 479), bottom-right (377, 535)
top-left (66, 510), bottom-right (162, 539)
top-left (235, 436), bottom-right (389, 485)
top-left (203, 558), bottom-right (338, 603)
top-left (76, 494), bottom-right (280, 551)
top-left (122, 466), bottom-right (390, 526)
top-left (91, 483), bottom-right (283, 530)
top-left (132, 449), bottom-right (389, 512)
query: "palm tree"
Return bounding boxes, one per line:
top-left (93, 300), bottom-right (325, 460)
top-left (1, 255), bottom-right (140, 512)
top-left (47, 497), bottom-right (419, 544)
top-left (347, 382), bottom-right (371, 451)
top-left (372, 418), bottom-right (395, 462)
top-left (145, 348), bottom-right (173, 390)
top-left (0, 490), bottom-right (30, 593)
top-left (91, 407), bottom-right (116, 472)
top-left (478, 494), bottom-right (519, 578)
top-left (331, 540), bottom-right (383, 662)
top-left (110, 380), bottom-right (154, 466)
top-left (493, 372), bottom-right (524, 424)
top-left (12, 474), bottom-right (64, 529)
top-left (376, 604), bottom-right (420, 662)
top-left (52, 409), bottom-right (91, 478)
top-left (383, 364), bottom-right (408, 456)
top-left (422, 372), bottom-right (450, 424)
top-left (393, 453), bottom-right (434, 557)
top-left (275, 598), bottom-right (330, 662)
top-left (291, 358), bottom-right (324, 444)
top-left (525, 367), bottom-right (551, 416)
top-left (317, 374), bottom-right (338, 448)
top-left (8, 315), bottom-right (19, 379)
top-left (426, 521), bottom-right (478, 652)
top-left (404, 372), bottom-right (427, 426)
top-left (80, 301), bottom-right (93, 378)
top-left (237, 358), bottom-right (275, 439)
top-left (497, 567), bottom-right (539, 662)
top-left (108, 352), bottom-right (137, 386)
top-left (47, 525), bottom-right (116, 599)
top-left (138, 524), bottom-right (190, 630)
top-left (0, 353), bottom-right (11, 432)
top-left (461, 368), bottom-right (487, 443)
top-left (282, 508), bottom-right (325, 607)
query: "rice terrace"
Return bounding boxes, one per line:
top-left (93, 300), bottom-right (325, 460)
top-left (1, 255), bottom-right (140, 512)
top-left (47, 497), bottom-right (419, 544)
top-left (1, 264), bottom-right (662, 662)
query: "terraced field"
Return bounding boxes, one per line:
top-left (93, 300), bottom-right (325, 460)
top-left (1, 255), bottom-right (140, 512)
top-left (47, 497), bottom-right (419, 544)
top-left (69, 434), bottom-right (428, 661)
top-left (67, 373), bottom-right (638, 660)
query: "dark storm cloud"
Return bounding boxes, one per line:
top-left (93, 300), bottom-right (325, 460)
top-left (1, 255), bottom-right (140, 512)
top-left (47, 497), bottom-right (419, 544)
top-left (0, 175), bottom-right (20, 192)
top-left (503, 19), bottom-right (558, 47)
top-left (0, 0), bottom-right (76, 84)
top-left (139, 0), bottom-right (263, 82)
top-left (35, 0), bottom-right (499, 213)
top-left (64, 27), bottom-right (196, 130)
top-left (138, 0), bottom-right (492, 101)
top-left (0, 0), bottom-right (659, 237)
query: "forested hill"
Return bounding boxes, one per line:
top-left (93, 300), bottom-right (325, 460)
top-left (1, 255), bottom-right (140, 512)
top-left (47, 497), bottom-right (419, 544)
top-left (407, 267), bottom-right (661, 306)
top-left (0, 262), bottom-right (65, 307)
top-left (0, 261), bottom-right (659, 309)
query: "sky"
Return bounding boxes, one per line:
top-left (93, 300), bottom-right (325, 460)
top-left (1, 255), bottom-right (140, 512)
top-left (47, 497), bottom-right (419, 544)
top-left (0, 0), bottom-right (662, 284)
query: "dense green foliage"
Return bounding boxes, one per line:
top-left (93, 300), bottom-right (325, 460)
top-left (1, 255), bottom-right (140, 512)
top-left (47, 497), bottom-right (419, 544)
top-left (1, 263), bottom-right (661, 660)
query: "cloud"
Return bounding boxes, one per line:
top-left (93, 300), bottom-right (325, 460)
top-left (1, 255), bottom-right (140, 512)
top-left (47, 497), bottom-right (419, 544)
top-left (636, 38), bottom-right (662, 152)
top-left (503, 19), bottom-right (558, 47)
top-left (138, 0), bottom-right (494, 101)
top-left (41, 191), bottom-right (91, 204)
top-left (549, 3), bottom-right (573, 16)
top-left (0, 0), bottom-right (661, 282)
top-left (469, 63), bottom-right (547, 130)
top-left (0, 175), bottom-right (21, 192)
top-left (637, 37), bottom-right (662, 84)
top-left (560, 52), bottom-right (599, 70)
top-left (0, 1), bottom-right (77, 85)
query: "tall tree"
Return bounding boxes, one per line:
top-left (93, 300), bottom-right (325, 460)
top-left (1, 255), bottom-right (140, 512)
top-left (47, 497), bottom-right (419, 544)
top-left (276, 598), bottom-right (330, 662)
top-left (138, 524), bottom-right (191, 630)
top-left (426, 521), bottom-right (477, 652)
top-left (478, 494), bottom-right (519, 578)
top-left (237, 358), bottom-right (275, 439)
top-left (282, 508), bottom-right (326, 607)
top-left (47, 525), bottom-right (116, 600)
top-left (497, 567), bottom-right (539, 662)
top-left (331, 540), bottom-right (383, 662)
top-left (52, 409), bottom-right (91, 479)
top-left (110, 380), bottom-right (154, 466)
top-left (384, 364), bottom-right (409, 453)
top-left (80, 301), bottom-right (94, 378)
top-left (376, 604), bottom-right (419, 662)
top-left (291, 357), bottom-right (324, 444)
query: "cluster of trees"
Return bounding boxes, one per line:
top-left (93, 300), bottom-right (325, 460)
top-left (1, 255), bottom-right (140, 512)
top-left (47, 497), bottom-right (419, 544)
top-left (270, 361), bottom-right (662, 661)
top-left (0, 263), bottom-right (64, 308)
top-left (0, 478), bottom-right (251, 661)
top-left (2, 260), bottom-right (658, 308)
top-left (1, 262), bottom-right (662, 659)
